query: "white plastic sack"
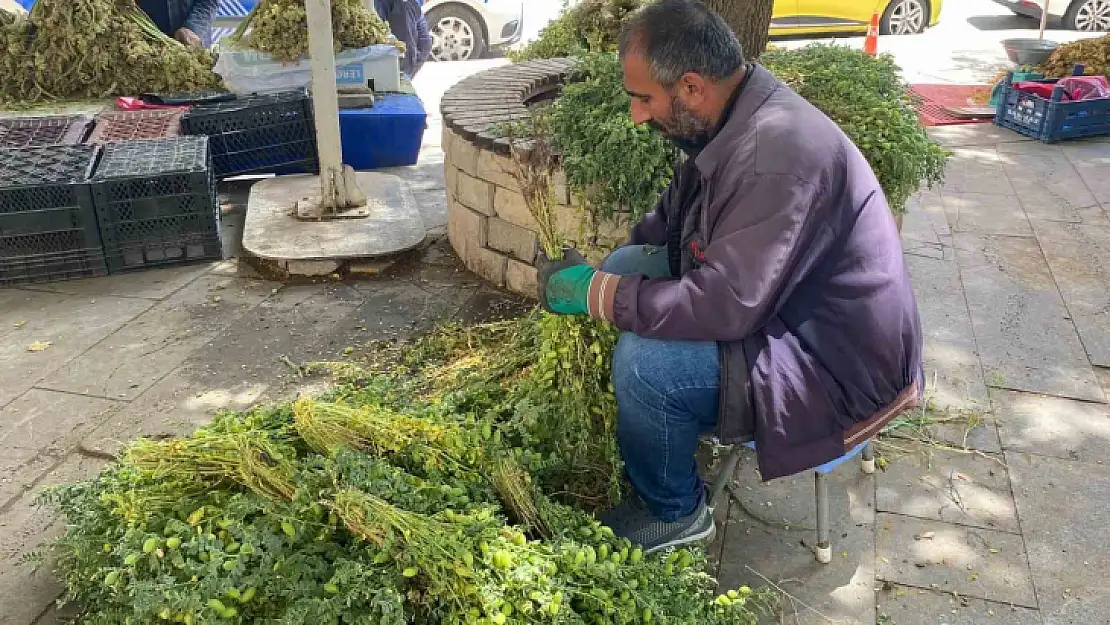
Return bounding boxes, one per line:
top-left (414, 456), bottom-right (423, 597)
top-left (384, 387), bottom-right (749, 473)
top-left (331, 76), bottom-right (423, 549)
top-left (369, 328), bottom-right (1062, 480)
top-left (214, 44), bottom-right (402, 95)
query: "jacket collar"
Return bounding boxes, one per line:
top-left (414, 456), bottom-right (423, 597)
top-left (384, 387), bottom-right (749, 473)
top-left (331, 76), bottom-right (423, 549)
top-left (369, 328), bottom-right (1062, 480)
top-left (694, 63), bottom-right (780, 178)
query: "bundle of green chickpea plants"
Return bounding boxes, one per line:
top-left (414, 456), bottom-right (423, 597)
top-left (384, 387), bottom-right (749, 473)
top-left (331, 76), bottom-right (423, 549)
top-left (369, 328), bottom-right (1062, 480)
top-left (0, 0), bottom-right (221, 103)
top-left (39, 129), bottom-right (768, 624)
top-left (226, 0), bottom-right (400, 63)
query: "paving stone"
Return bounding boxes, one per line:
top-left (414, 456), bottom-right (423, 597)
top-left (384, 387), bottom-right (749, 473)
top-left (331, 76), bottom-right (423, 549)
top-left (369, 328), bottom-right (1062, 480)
top-left (1007, 451), bottom-right (1110, 625)
top-left (1030, 220), bottom-right (1110, 366)
top-left (1061, 138), bottom-right (1110, 204)
top-left (903, 191), bottom-right (955, 261)
top-left (876, 583), bottom-right (1044, 625)
top-left (0, 454), bottom-right (108, 625)
top-left (941, 192), bottom-right (1032, 236)
top-left (992, 387), bottom-right (1110, 465)
top-left (12, 263), bottom-right (213, 300)
top-left (953, 232), bottom-right (1104, 403)
top-left (0, 293), bottom-right (153, 408)
top-left (876, 444), bottom-right (1018, 532)
top-left (717, 447), bottom-right (876, 625)
top-left (0, 390), bottom-right (122, 506)
top-left (905, 254), bottom-right (990, 414)
top-left (927, 124), bottom-right (1032, 148)
top-left (940, 148), bottom-right (1015, 196)
top-left (997, 144), bottom-right (1104, 225)
top-left (875, 513), bottom-right (1036, 607)
top-left (38, 274), bottom-right (276, 401)
top-left (80, 284), bottom-right (367, 456)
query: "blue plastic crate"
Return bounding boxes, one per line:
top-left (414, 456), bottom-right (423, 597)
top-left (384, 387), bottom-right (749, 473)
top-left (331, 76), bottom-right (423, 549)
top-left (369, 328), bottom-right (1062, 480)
top-left (339, 94), bottom-right (427, 170)
top-left (994, 66), bottom-right (1110, 143)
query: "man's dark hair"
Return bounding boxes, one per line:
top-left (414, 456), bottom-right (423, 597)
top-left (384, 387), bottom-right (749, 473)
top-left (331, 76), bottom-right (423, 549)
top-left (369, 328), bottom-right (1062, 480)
top-left (618, 0), bottom-right (745, 88)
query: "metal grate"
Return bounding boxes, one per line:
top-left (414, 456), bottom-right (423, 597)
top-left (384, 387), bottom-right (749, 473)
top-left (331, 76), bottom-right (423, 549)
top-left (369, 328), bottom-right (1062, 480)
top-left (86, 110), bottom-right (184, 144)
top-left (93, 136), bottom-right (209, 179)
top-left (0, 115), bottom-right (93, 149)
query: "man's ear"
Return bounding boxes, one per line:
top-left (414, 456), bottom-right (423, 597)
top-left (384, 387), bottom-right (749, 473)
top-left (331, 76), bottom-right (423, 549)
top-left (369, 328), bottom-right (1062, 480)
top-left (678, 72), bottom-right (707, 104)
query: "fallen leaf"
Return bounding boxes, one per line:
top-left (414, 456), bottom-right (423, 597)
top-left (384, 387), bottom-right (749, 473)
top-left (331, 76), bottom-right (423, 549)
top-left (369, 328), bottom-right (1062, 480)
top-left (26, 341), bottom-right (52, 352)
top-left (989, 548), bottom-right (999, 554)
top-left (14, 321), bottom-right (26, 328)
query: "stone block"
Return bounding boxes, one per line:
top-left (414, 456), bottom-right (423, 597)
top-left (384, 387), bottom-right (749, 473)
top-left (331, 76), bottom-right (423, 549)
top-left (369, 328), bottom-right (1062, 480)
top-left (476, 149), bottom-right (520, 191)
top-left (441, 125), bottom-right (453, 156)
top-left (447, 202), bottom-right (488, 260)
top-left (506, 259), bottom-right (539, 299)
top-left (284, 260), bottom-right (342, 276)
top-left (551, 169), bottom-right (572, 206)
top-left (494, 187), bottom-right (538, 230)
top-left (449, 130), bottom-right (479, 176)
top-left (465, 246), bottom-right (508, 287)
top-left (487, 218), bottom-right (538, 263)
top-left (456, 170), bottom-right (496, 216)
top-left (444, 164), bottom-right (459, 200)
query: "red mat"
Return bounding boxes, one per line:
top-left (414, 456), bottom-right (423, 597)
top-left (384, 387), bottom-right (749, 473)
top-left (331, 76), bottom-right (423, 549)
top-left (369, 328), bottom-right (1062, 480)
top-left (909, 84), bottom-right (994, 127)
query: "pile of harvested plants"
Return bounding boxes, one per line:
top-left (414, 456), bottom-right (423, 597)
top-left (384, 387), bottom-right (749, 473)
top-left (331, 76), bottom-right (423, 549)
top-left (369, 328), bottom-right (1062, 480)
top-left (0, 0), bottom-right (220, 104)
top-left (40, 393), bottom-right (769, 624)
top-left (227, 0), bottom-right (398, 62)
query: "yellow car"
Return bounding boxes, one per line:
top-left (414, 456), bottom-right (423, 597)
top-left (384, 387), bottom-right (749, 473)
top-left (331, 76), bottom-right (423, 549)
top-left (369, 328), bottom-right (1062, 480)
top-left (769, 0), bottom-right (943, 36)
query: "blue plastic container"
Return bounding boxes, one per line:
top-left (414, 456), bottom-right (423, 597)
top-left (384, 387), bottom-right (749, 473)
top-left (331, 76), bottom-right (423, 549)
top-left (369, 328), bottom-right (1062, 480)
top-left (338, 94), bottom-right (427, 170)
top-left (995, 64), bottom-right (1110, 143)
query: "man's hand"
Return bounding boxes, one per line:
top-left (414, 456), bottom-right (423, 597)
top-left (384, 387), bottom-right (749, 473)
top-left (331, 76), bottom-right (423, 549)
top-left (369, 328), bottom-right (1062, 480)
top-left (536, 247), bottom-right (594, 316)
top-left (174, 28), bottom-right (203, 48)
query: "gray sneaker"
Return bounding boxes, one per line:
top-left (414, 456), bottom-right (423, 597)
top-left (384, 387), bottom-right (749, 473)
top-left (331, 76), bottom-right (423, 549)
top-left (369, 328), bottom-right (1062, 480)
top-left (597, 494), bottom-right (716, 554)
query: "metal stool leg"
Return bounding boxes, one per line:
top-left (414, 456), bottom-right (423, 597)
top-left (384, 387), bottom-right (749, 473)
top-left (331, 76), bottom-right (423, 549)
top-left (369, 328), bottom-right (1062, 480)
top-left (707, 445), bottom-right (745, 512)
top-left (861, 439), bottom-right (876, 474)
top-left (814, 471), bottom-right (831, 563)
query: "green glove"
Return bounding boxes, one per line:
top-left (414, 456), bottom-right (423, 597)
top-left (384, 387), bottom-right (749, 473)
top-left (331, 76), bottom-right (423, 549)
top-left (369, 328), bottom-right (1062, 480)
top-left (536, 247), bottom-right (594, 315)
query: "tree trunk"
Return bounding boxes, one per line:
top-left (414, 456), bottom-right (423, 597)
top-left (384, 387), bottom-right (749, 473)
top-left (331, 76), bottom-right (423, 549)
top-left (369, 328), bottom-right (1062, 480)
top-left (702, 0), bottom-right (775, 59)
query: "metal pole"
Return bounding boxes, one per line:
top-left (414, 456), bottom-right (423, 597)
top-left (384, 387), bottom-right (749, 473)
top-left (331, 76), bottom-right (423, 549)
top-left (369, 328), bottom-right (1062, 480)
top-left (1038, 0), bottom-right (1049, 40)
top-left (304, 0), bottom-right (349, 213)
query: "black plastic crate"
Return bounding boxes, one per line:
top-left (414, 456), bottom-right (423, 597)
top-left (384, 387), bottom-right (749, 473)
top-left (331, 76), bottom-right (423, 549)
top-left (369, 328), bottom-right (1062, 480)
top-left (90, 137), bottom-right (222, 273)
top-left (0, 145), bottom-right (107, 285)
top-left (0, 115), bottom-right (93, 149)
top-left (180, 90), bottom-right (319, 178)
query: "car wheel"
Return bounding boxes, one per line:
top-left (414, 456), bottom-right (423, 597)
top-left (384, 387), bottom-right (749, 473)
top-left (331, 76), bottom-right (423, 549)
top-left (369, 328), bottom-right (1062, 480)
top-left (1065, 0), bottom-right (1110, 31)
top-left (880, 0), bottom-right (928, 35)
top-left (427, 5), bottom-right (487, 61)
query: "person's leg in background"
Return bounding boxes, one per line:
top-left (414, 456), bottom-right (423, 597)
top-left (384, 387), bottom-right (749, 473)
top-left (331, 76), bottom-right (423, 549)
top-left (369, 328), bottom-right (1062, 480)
top-left (597, 245), bottom-right (720, 552)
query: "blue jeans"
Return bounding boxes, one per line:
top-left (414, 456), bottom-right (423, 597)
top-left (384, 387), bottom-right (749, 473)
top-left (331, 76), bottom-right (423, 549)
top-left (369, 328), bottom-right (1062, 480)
top-left (602, 245), bottom-right (720, 522)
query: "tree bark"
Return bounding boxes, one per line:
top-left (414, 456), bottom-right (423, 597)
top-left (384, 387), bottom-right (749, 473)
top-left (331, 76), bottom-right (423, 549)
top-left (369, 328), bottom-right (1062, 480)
top-left (702, 0), bottom-right (775, 59)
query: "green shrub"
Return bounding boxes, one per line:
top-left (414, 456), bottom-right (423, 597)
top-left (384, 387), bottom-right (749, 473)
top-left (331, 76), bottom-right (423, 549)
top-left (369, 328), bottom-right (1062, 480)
top-left (532, 45), bottom-right (945, 231)
top-left (761, 44), bottom-right (948, 214)
top-left (511, 0), bottom-right (647, 62)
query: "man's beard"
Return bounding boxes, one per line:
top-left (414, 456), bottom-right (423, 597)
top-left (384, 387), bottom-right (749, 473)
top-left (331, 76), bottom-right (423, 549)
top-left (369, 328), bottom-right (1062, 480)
top-left (648, 95), bottom-right (713, 155)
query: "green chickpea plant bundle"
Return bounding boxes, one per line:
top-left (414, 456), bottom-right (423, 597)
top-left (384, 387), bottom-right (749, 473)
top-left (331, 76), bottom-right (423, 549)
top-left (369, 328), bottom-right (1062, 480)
top-left (227, 0), bottom-right (400, 63)
top-left (0, 0), bottom-right (221, 104)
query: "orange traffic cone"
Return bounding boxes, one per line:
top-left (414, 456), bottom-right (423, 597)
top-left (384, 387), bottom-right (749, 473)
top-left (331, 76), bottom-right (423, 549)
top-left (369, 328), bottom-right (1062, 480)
top-left (864, 10), bottom-right (879, 56)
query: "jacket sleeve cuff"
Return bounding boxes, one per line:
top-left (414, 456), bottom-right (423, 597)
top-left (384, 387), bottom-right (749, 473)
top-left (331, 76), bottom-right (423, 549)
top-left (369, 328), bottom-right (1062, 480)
top-left (586, 271), bottom-right (621, 322)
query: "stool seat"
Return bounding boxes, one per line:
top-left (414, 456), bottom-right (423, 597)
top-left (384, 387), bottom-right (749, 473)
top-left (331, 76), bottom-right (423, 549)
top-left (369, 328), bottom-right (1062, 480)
top-left (704, 437), bottom-right (876, 563)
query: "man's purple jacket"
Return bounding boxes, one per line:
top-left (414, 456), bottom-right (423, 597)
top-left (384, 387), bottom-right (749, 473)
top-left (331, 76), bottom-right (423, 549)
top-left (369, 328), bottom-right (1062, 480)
top-left (589, 64), bottom-right (924, 480)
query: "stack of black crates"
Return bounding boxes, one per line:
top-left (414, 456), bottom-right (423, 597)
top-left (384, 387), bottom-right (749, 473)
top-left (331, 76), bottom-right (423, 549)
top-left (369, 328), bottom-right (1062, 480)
top-left (91, 136), bottom-right (222, 272)
top-left (0, 144), bottom-right (105, 285)
top-left (181, 89), bottom-right (319, 179)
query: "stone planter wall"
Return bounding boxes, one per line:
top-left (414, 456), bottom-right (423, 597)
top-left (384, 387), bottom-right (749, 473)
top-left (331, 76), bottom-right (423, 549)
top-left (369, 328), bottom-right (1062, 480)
top-left (441, 59), bottom-right (627, 298)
